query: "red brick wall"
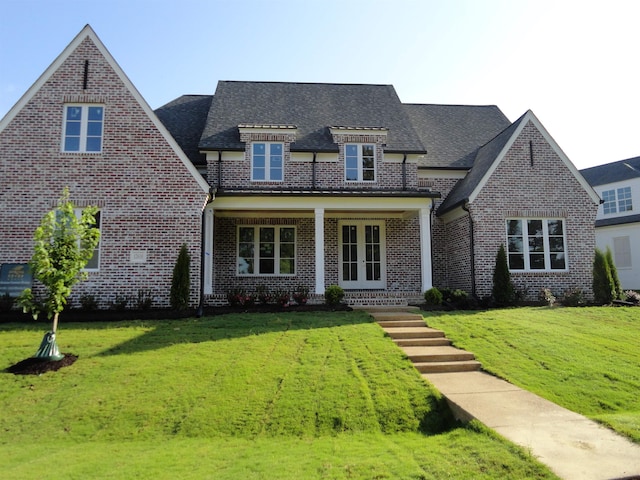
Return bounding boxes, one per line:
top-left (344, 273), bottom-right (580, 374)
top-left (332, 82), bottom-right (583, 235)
top-left (0, 36), bottom-right (207, 309)
top-left (469, 121), bottom-right (597, 300)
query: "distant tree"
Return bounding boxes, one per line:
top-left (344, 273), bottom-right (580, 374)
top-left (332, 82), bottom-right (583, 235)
top-left (18, 188), bottom-right (100, 359)
top-left (604, 246), bottom-right (623, 300)
top-left (170, 243), bottom-right (191, 310)
top-left (592, 248), bottom-right (615, 305)
top-left (492, 244), bottom-right (515, 306)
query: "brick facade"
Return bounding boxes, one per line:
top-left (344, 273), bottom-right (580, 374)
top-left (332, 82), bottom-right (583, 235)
top-left (0, 34), bottom-right (207, 309)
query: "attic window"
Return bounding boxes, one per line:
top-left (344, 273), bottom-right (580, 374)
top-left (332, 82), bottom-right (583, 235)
top-left (62, 104), bottom-right (104, 153)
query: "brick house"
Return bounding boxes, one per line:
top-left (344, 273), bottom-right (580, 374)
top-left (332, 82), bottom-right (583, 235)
top-left (0, 25), bottom-right (209, 309)
top-left (0, 25), bottom-right (600, 308)
top-left (581, 157), bottom-right (640, 290)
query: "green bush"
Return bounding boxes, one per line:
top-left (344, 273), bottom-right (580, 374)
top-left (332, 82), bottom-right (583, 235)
top-left (492, 244), bottom-right (515, 306)
top-left (170, 243), bottom-right (191, 310)
top-left (424, 287), bottom-right (443, 306)
top-left (324, 285), bottom-right (344, 305)
top-left (561, 288), bottom-right (585, 307)
top-left (593, 248), bottom-right (615, 305)
top-left (605, 246), bottom-right (623, 300)
top-left (292, 285), bottom-right (309, 305)
top-left (79, 294), bottom-right (99, 311)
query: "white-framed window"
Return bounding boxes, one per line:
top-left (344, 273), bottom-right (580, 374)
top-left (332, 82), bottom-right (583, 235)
top-left (345, 144), bottom-right (375, 182)
top-left (62, 104), bottom-right (104, 153)
top-left (613, 236), bottom-right (632, 268)
top-left (506, 218), bottom-right (567, 271)
top-left (237, 226), bottom-right (295, 275)
top-left (602, 187), bottom-right (633, 215)
top-left (602, 189), bottom-right (617, 214)
top-left (251, 142), bottom-right (283, 181)
top-left (73, 209), bottom-right (101, 271)
top-left (617, 187), bottom-right (633, 212)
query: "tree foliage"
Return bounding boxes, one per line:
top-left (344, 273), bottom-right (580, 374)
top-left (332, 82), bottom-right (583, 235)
top-left (18, 188), bottom-right (100, 332)
top-left (492, 244), bottom-right (515, 306)
top-left (604, 246), bottom-right (623, 300)
top-left (593, 247), bottom-right (617, 305)
top-left (170, 243), bottom-right (191, 310)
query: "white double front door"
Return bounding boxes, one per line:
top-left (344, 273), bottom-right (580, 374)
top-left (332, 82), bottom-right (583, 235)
top-left (338, 220), bottom-right (386, 289)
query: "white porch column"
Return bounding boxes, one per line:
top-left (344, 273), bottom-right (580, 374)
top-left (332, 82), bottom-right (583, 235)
top-left (203, 206), bottom-right (214, 295)
top-left (314, 208), bottom-right (325, 295)
top-left (419, 205), bottom-right (433, 292)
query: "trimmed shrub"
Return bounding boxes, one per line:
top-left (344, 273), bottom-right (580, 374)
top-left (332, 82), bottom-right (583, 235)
top-left (605, 246), bottom-right (623, 300)
top-left (424, 287), bottom-right (443, 306)
top-left (324, 285), bottom-right (345, 305)
top-left (561, 288), bottom-right (585, 307)
top-left (593, 248), bottom-right (615, 305)
top-left (170, 243), bottom-right (191, 310)
top-left (492, 244), bottom-right (515, 306)
top-left (292, 285), bottom-right (309, 305)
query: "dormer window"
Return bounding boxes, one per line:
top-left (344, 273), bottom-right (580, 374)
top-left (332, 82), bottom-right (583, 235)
top-left (345, 144), bottom-right (375, 182)
top-left (252, 142), bottom-right (283, 181)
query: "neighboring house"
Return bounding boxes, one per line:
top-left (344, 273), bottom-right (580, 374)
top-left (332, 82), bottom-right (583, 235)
top-left (0, 25), bottom-right (209, 309)
top-left (581, 157), bottom-right (640, 290)
top-left (0, 25), bottom-right (601, 308)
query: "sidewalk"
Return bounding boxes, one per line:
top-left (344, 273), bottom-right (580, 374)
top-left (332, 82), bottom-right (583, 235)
top-left (423, 371), bottom-right (640, 480)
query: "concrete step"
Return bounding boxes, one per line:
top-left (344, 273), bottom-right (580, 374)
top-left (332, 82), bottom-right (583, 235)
top-left (369, 312), bottom-right (424, 322)
top-left (415, 360), bottom-right (482, 374)
top-left (394, 337), bottom-right (451, 347)
top-left (401, 345), bottom-right (476, 363)
top-left (377, 319), bottom-right (426, 328)
top-left (382, 327), bottom-right (446, 339)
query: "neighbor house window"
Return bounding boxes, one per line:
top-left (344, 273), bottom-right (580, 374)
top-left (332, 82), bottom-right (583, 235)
top-left (613, 236), bottom-right (632, 268)
top-left (252, 142), bottom-right (283, 181)
top-left (602, 189), bottom-right (617, 214)
top-left (506, 219), bottom-right (567, 271)
top-left (237, 226), bottom-right (295, 275)
top-left (63, 105), bottom-right (104, 152)
top-left (345, 144), bottom-right (375, 182)
top-left (617, 187), bottom-right (633, 212)
top-left (602, 187), bottom-right (633, 215)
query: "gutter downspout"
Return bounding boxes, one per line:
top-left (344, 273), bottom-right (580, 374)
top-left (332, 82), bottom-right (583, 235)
top-left (196, 187), bottom-right (216, 317)
top-left (461, 201), bottom-right (476, 298)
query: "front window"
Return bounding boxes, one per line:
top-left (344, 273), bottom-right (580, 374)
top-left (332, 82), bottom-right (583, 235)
top-left (345, 144), bottom-right (375, 182)
top-left (506, 219), bottom-right (567, 271)
top-left (237, 226), bottom-right (295, 275)
top-left (252, 142), bottom-right (283, 181)
top-left (63, 105), bottom-right (104, 152)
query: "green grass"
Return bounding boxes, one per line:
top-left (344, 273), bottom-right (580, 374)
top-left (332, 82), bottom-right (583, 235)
top-left (424, 306), bottom-right (640, 443)
top-left (0, 311), bottom-right (557, 479)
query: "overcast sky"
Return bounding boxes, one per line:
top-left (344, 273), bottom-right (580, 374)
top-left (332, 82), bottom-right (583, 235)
top-left (1, 0), bottom-right (638, 169)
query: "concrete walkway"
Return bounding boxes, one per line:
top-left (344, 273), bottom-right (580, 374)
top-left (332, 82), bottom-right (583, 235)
top-left (424, 371), bottom-right (640, 480)
top-left (364, 307), bottom-right (640, 479)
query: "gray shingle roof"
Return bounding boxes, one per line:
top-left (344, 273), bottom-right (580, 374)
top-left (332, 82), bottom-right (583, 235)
top-left (155, 95), bottom-right (213, 166)
top-left (403, 104), bottom-right (511, 168)
top-left (198, 81), bottom-right (426, 153)
top-left (437, 112), bottom-right (527, 215)
top-left (580, 156), bottom-right (640, 187)
top-left (595, 213), bottom-right (640, 227)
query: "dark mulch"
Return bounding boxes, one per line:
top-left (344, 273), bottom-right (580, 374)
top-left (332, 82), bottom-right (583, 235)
top-left (7, 354), bottom-right (78, 375)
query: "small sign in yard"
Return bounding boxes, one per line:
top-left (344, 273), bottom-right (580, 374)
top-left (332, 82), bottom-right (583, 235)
top-left (0, 263), bottom-right (33, 297)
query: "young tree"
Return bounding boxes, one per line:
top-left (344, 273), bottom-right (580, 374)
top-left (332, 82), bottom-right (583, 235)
top-left (18, 188), bottom-right (100, 359)
top-left (604, 246), bottom-right (623, 300)
top-left (592, 247), bottom-right (615, 305)
top-left (170, 243), bottom-right (191, 310)
top-left (492, 244), bottom-right (515, 306)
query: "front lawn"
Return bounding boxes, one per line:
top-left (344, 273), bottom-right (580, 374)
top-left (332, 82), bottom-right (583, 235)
top-left (424, 306), bottom-right (640, 443)
top-left (0, 311), bottom-right (556, 479)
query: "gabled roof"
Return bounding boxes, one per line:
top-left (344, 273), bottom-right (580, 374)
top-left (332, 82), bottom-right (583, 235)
top-left (437, 110), bottom-right (601, 216)
top-left (198, 81), bottom-right (426, 153)
top-left (155, 95), bottom-right (213, 166)
top-left (580, 156), bottom-right (640, 187)
top-left (0, 24), bottom-right (209, 193)
top-left (403, 104), bottom-right (511, 169)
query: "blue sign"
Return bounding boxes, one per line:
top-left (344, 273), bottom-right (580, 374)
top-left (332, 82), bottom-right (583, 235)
top-left (0, 264), bottom-right (32, 297)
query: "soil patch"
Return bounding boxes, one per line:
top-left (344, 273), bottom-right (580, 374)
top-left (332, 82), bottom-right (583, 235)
top-left (7, 354), bottom-right (78, 375)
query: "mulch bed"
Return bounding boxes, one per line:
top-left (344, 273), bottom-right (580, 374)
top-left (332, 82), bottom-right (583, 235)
top-left (7, 354), bottom-right (78, 375)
